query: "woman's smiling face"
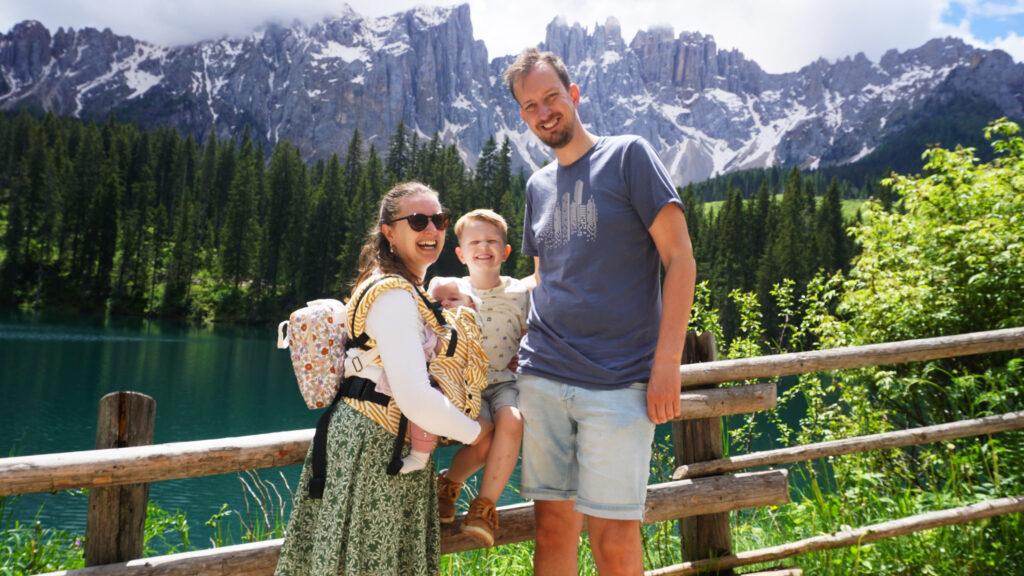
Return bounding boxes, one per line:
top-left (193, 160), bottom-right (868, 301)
top-left (382, 193), bottom-right (446, 280)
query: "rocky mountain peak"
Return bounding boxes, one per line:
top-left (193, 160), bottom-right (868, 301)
top-left (1, 5), bottom-right (1021, 185)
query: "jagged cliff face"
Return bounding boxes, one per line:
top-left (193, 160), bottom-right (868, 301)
top-left (2, 4), bottom-right (1022, 185)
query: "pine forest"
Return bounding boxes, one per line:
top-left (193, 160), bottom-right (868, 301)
top-left (2, 110), bottom-right (856, 343)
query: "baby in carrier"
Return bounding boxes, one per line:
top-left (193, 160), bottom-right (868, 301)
top-left (348, 278), bottom-right (482, 473)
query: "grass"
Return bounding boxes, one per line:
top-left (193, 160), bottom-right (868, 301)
top-left (729, 451), bottom-right (1024, 575)
top-left (701, 196), bottom-right (865, 222)
top-left (0, 494), bottom-right (85, 575)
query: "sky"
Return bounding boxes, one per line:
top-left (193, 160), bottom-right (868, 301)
top-left (1, 0), bottom-right (1023, 73)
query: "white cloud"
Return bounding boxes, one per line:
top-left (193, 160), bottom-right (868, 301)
top-left (0, 0), bottom-right (1021, 72)
top-left (990, 31), bottom-right (1024, 57)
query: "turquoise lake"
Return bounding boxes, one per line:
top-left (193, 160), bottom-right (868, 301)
top-left (0, 309), bottom-right (528, 549)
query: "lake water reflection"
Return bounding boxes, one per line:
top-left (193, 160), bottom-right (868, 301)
top-left (0, 309), bottom-right (518, 549)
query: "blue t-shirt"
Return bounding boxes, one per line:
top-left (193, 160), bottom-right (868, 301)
top-left (519, 135), bottom-right (683, 390)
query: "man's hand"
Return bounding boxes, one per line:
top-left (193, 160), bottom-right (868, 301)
top-left (507, 353), bottom-right (519, 373)
top-left (647, 362), bottom-right (681, 424)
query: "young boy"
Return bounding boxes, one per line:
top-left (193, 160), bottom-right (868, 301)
top-left (433, 209), bottom-right (530, 547)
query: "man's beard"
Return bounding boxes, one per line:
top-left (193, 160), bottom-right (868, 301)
top-left (537, 118), bottom-right (575, 149)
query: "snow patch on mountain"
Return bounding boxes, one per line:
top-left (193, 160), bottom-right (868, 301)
top-left (0, 6), bottom-right (1019, 185)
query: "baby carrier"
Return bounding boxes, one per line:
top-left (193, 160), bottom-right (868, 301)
top-left (281, 273), bottom-right (488, 498)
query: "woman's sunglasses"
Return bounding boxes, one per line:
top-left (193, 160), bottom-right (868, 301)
top-left (387, 212), bottom-right (451, 232)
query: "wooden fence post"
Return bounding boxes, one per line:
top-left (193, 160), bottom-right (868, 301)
top-left (672, 331), bottom-right (734, 574)
top-left (85, 391), bottom-right (156, 566)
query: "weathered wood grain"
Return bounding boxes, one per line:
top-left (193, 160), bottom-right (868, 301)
top-left (674, 410), bottom-right (1024, 480)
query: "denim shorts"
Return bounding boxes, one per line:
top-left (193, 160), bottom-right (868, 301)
top-left (517, 373), bottom-right (655, 521)
top-left (479, 379), bottom-right (519, 423)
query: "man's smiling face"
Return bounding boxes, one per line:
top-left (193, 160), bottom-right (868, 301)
top-left (516, 62), bottom-right (580, 150)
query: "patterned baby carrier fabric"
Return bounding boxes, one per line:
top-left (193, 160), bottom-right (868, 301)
top-left (343, 274), bottom-right (489, 433)
top-left (304, 273), bottom-right (488, 497)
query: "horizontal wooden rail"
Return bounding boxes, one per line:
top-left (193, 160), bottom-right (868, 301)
top-left (680, 327), bottom-right (1024, 387)
top-left (646, 495), bottom-right (1024, 575)
top-left (35, 540), bottom-right (282, 576)
top-left (674, 410), bottom-right (1024, 479)
top-left (676, 382), bottom-right (776, 421)
top-left (0, 430), bottom-right (313, 497)
top-left (442, 469), bottom-right (790, 553)
top-left (0, 385), bottom-right (774, 497)
top-left (34, 470), bottom-right (789, 576)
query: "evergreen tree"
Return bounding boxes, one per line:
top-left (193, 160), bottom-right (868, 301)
top-left (318, 154), bottom-right (347, 292)
top-left (0, 156), bottom-right (29, 301)
top-left (293, 151), bottom-right (336, 301)
top-left (813, 177), bottom-right (846, 274)
top-left (679, 184), bottom-right (708, 276)
top-left (750, 178), bottom-right (772, 263)
top-left (198, 130), bottom-right (219, 223)
top-left (164, 176), bottom-right (198, 314)
top-left (211, 135), bottom-right (237, 244)
top-left (153, 128), bottom-right (179, 210)
top-left (433, 144), bottom-right (470, 276)
top-left (711, 182), bottom-right (747, 335)
top-left (342, 130), bottom-right (364, 202)
top-left (759, 167), bottom-right (808, 343)
top-left (85, 152), bottom-right (122, 308)
top-left (385, 120), bottom-right (411, 185)
top-left (495, 137), bottom-right (513, 204)
top-left (112, 165), bottom-right (156, 312)
top-left (260, 141), bottom-right (305, 293)
top-left (338, 132), bottom-right (369, 286)
top-left (418, 132), bottom-right (444, 190)
top-left (65, 125), bottom-right (105, 287)
top-left (220, 133), bottom-right (259, 287)
top-left (473, 135), bottom-right (499, 211)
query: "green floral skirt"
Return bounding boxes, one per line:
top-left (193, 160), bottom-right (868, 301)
top-left (275, 402), bottom-right (439, 576)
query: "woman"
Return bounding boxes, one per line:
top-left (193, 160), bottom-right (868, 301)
top-left (275, 182), bottom-right (491, 576)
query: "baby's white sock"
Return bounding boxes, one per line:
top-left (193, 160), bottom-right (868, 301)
top-left (400, 450), bottom-right (431, 474)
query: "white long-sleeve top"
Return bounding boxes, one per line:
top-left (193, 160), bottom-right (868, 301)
top-left (364, 288), bottom-right (481, 445)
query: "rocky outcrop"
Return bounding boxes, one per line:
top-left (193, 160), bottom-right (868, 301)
top-left (1, 5), bottom-right (1022, 184)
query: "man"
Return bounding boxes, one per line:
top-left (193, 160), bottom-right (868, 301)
top-left (503, 48), bottom-right (697, 576)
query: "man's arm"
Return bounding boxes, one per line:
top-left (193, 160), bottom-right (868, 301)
top-left (647, 203), bottom-right (697, 424)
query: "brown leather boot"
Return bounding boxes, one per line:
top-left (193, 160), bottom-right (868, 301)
top-left (460, 496), bottom-right (497, 547)
top-left (436, 470), bottom-right (463, 524)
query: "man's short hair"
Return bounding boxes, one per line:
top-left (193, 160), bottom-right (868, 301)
top-left (455, 209), bottom-right (509, 243)
top-left (502, 48), bottom-right (572, 104)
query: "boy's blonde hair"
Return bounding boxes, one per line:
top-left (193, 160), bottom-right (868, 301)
top-left (454, 209), bottom-right (509, 244)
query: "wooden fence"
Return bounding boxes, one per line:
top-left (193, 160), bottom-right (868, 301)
top-left (2, 327), bottom-right (1022, 575)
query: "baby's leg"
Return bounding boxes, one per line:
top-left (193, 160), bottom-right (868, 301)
top-left (400, 422), bottom-right (438, 474)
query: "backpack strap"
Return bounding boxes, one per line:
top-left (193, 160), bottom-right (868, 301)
top-left (308, 375), bottom-right (392, 498)
top-left (410, 282), bottom-right (457, 358)
top-left (386, 415), bottom-right (409, 476)
top-left (347, 274), bottom-right (394, 350)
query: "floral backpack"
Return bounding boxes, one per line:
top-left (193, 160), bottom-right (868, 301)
top-left (276, 299), bottom-right (349, 410)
